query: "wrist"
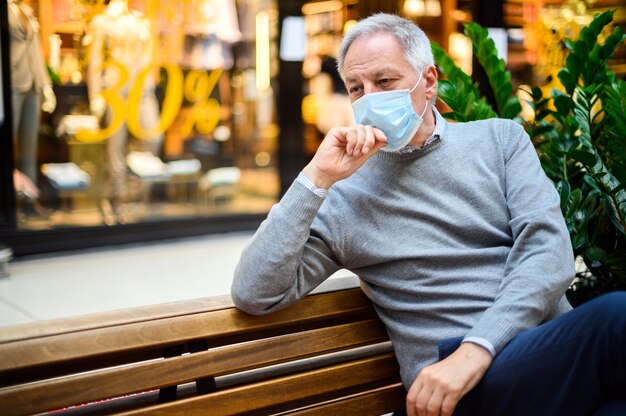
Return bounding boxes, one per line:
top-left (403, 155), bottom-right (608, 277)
top-left (456, 342), bottom-right (493, 371)
top-left (462, 337), bottom-right (496, 358)
top-left (302, 164), bottom-right (334, 190)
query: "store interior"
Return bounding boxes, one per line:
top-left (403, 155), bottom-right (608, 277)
top-left (9, 0), bottom-right (281, 230)
top-left (6, 0), bottom-right (625, 232)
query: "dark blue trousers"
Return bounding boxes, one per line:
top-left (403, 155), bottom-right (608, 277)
top-left (444, 291), bottom-right (626, 415)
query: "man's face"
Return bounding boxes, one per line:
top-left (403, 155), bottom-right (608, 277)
top-left (343, 32), bottom-right (425, 115)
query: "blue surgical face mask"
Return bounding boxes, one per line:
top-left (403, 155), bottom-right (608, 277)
top-left (352, 71), bottom-right (429, 152)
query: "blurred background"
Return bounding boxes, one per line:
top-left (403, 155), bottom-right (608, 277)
top-left (1, 0), bottom-right (623, 257)
top-left (0, 0), bottom-right (623, 325)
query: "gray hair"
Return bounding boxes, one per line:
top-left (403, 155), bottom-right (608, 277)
top-left (336, 13), bottom-right (434, 81)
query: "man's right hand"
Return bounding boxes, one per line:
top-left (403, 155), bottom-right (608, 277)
top-left (302, 124), bottom-right (387, 189)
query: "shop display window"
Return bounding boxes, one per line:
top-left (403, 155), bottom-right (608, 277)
top-left (8, 0), bottom-right (280, 229)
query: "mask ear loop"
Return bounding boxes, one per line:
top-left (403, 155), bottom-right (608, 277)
top-left (409, 70), bottom-right (424, 94)
top-left (419, 98), bottom-right (430, 118)
top-left (409, 70), bottom-right (430, 118)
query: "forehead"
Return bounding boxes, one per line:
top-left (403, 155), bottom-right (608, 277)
top-left (344, 32), bottom-right (411, 80)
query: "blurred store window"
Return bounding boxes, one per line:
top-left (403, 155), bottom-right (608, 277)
top-left (9, 0), bottom-right (280, 229)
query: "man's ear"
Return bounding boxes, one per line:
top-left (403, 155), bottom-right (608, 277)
top-left (424, 65), bottom-right (439, 101)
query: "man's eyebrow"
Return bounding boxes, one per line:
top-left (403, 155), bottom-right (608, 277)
top-left (345, 67), bottom-right (401, 85)
top-left (374, 67), bottom-right (399, 78)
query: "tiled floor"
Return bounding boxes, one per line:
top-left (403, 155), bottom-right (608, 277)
top-left (0, 231), bottom-right (355, 329)
top-left (0, 231), bottom-right (256, 327)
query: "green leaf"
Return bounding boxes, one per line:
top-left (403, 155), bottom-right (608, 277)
top-left (463, 22), bottom-right (520, 119)
top-left (530, 86), bottom-right (544, 101)
top-left (531, 124), bottom-right (555, 136)
top-left (557, 11), bottom-right (617, 94)
top-left (553, 93), bottom-right (573, 116)
top-left (556, 180), bottom-right (571, 211)
top-left (567, 188), bottom-right (583, 218)
top-left (572, 233), bottom-right (588, 251)
top-left (610, 162), bottom-right (626, 187)
top-left (502, 96), bottom-right (523, 120)
top-left (584, 246), bottom-right (609, 264)
top-left (589, 10), bottom-right (614, 35)
top-left (565, 53), bottom-right (583, 79)
top-left (434, 41), bottom-right (497, 121)
top-left (570, 149), bottom-right (597, 166)
top-left (558, 66), bottom-right (577, 95)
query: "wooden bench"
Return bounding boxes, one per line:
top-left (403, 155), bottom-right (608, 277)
top-left (0, 278), bottom-right (405, 415)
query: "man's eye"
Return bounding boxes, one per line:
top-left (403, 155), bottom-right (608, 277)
top-left (378, 79), bottom-right (391, 86)
top-left (349, 86), bottom-right (362, 94)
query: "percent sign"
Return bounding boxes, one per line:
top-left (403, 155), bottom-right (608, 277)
top-left (179, 68), bottom-right (223, 139)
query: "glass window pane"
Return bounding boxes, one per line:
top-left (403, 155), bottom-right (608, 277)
top-left (9, 0), bottom-right (279, 229)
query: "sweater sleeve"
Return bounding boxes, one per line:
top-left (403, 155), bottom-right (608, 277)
top-left (464, 120), bottom-right (575, 352)
top-left (231, 180), bottom-right (343, 315)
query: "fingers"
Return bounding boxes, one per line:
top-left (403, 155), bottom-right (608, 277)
top-left (440, 394), bottom-right (458, 416)
top-left (311, 125), bottom-right (387, 185)
top-left (408, 388), bottom-right (453, 416)
top-left (424, 391), bottom-right (456, 416)
top-left (408, 382), bottom-right (442, 416)
top-left (425, 391), bottom-right (445, 416)
top-left (360, 125), bottom-right (375, 154)
top-left (372, 127), bottom-right (387, 142)
top-left (345, 125), bottom-right (369, 156)
top-left (342, 125), bottom-right (386, 156)
top-left (406, 371), bottom-right (460, 416)
top-left (406, 380), bottom-right (423, 416)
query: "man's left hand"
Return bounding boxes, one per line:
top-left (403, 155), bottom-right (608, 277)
top-left (406, 342), bottom-right (493, 416)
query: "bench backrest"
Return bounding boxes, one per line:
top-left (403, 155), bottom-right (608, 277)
top-left (0, 285), bottom-right (405, 415)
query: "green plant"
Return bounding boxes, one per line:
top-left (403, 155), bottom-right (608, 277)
top-left (433, 22), bottom-right (522, 121)
top-left (434, 11), bottom-right (626, 306)
top-left (432, 40), bottom-right (497, 121)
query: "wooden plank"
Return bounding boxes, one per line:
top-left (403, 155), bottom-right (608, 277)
top-left (0, 295), bottom-right (234, 344)
top-left (214, 342), bottom-right (393, 390)
top-left (281, 384), bottom-right (406, 415)
top-left (0, 288), bottom-right (375, 384)
top-left (0, 276), bottom-right (359, 344)
top-left (0, 320), bottom-right (389, 416)
top-left (117, 353), bottom-right (401, 416)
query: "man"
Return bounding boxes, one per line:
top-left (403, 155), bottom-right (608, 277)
top-left (232, 13), bottom-right (626, 416)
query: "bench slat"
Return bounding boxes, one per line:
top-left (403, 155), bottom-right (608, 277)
top-left (282, 384), bottom-right (406, 415)
top-left (116, 353), bottom-right (401, 416)
top-left (0, 288), bottom-right (374, 385)
top-left (0, 296), bottom-right (234, 344)
top-left (0, 320), bottom-right (388, 416)
top-left (0, 277), bottom-right (360, 345)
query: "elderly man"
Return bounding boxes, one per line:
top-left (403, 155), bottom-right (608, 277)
top-left (232, 13), bottom-right (626, 416)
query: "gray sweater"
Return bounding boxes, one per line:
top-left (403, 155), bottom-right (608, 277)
top-left (231, 113), bottom-right (575, 388)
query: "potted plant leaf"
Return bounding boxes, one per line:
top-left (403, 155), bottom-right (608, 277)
top-left (433, 10), bottom-right (626, 306)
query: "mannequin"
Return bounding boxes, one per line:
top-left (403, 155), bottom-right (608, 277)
top-left (180, 0), bottom-right (242, 70)
top-left (84, 0), bottom-right (162, 216)
top-left (7, 0), bottom-right (56, 198)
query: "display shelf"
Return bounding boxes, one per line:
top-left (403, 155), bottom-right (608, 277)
top-left (37, 0), bottom-right (86, 59)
